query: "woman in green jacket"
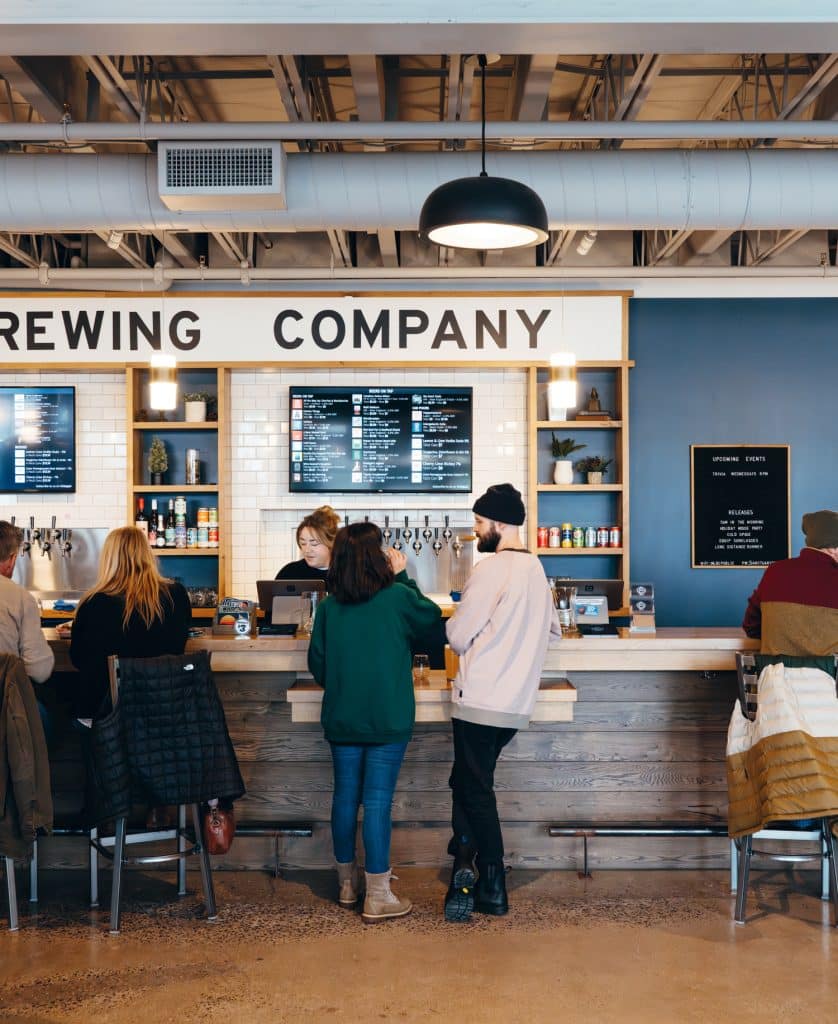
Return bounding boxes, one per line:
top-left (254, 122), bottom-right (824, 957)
top-left (308, 521), bottom-right (441, 922)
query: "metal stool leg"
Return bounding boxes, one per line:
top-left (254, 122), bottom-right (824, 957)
top-left (5, 858), bottom-right (19, 932)
top-left (823, 820), bottom-right (838, 927)
top-left (29, 838), bottom-right (38, 903)
top-left (191, 804), bottom-right (217, 921)
top-left (729, 839), bottom-right (738, 893)
top-left (89, 827), bottom-right (99, 908)
top-left (734, 835), bottom-right (752, 925)
top-left (177, 805), bottom-right (187, 897)
top-left (109, 816), bottom-right (127, 935)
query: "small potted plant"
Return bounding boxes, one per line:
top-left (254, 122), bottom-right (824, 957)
top-left (574, 455), bottom-right (613, 485)
top-left (183, 391), bottom-right (210, 423)
top-left (550, 433), bottom-right (586, 484)
top-left (148, 436), bottom-right (168, 484)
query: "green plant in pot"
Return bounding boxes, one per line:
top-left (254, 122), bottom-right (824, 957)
top-left (550, 434), bottom-right (586, 484)
top-left (183, 391), bottom-right (211, 423)
top-left (148, 436), bottom-right (169, 484)
top-left (574, 455), bottom-right (613, 485)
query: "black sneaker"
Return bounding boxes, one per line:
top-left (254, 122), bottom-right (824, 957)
top-left (444, 865), bottom-right (476, 922)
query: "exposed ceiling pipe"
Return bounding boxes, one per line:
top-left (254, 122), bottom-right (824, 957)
top-left (4, 119), bottom-right (838, 143)
top-left (3, 150), bottom-right (838, 233)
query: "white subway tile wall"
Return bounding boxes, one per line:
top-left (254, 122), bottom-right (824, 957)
top-left (0, 372), bottom-right (126, 529)
top-left (0, 368), bottom-right (527, 602)
top-left (227, 368), bottom-right (527, 599)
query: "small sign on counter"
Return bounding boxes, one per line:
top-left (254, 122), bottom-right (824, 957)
top-left (690, 444), bottom-right (790, 568)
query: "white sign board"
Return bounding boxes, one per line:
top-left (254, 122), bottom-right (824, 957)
top-left (0, 293), bottom-right (624, 365)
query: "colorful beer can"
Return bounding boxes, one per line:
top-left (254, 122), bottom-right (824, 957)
top-left (560, 522), bottom-right (573, 548)
top-left (197, 526), bottom-right (209, 548)
top-left (609, 526), bottom-right (622, 548)
top-left (197, 507), bottom-right (209, 525)
top-left (537, 526), bottom-right (549, 547)
top-left (585, 526), bottom-right (597, 548)
top-left (596, 527), bottom-right (609, 547)
top-left (208, 525), bottom-right (219, 548)
top-left (187, 527), bottom-right (198, 548)
top-left (208, 507), bottom-right (218, 526)
top-left (174, 524), bottom-right (187, 548)
top-left (572, 527), bottom-right (584, 548)
top-left (548, 526), bottom-right (561, 548)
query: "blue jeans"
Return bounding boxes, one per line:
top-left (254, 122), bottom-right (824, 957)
top-left (329, 741), bottom-right (408, 874)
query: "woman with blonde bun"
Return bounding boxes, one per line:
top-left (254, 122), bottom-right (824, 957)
top-left (276, 505), bottom-right (340, 586)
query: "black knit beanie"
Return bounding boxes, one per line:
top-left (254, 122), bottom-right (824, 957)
top-left (472, 483), bottom-right (526, 526)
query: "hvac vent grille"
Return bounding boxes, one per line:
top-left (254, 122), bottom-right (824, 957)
top-left (165, 145), bottom-right (274, 190)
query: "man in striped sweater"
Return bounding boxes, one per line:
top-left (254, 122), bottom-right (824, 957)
top-left (742, 509), bottom-right (838, 655)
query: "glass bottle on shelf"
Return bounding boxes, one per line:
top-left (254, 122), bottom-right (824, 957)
top-left (148, 499), bottom-right (159, 546)
top-left (165, 499), bottom-right (176, 548)
top-left (156, 511), bottom-right (166, 548)
top-left (134, 497), bottom-right (148, 536)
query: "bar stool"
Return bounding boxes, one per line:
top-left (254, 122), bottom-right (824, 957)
top-left (731, 652), bottom-right (838, 926)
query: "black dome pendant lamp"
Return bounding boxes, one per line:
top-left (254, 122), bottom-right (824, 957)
top-left (419, 54), bottom-right (548, 251)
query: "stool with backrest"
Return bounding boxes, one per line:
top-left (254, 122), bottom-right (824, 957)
top-left (90, 650), bottom-right (244, 934)
top-left (731, 651), bottom-right (838, 926)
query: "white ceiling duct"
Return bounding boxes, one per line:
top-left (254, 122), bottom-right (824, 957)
top-left (0, 149), bottom-right (838, 233)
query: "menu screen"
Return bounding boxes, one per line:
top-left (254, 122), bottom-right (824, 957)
top-left (289, 386), bottom-right (472, 493)
top-left (0, 386), bottom-right (76, 493)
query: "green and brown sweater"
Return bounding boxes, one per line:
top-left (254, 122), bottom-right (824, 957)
top-left (742, 547), bottom-right (838, 656)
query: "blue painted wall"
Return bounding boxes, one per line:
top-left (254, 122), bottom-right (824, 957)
top-left (629, 298), bottom-right (838, 627)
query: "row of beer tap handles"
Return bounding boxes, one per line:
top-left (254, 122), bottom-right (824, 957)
top-left (342, 514), bottom-right (464, 557)
top-left (10, 515), bottom-right (72, 557)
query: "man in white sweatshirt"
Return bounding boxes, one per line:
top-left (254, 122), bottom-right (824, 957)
top-left (444, 484), bottom-right (560, 922)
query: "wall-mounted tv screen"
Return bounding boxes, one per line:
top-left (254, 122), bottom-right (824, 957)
top-left (0, 386), bottom-right (76, 493)
top-left (290, 386), bottom-right (472, 493)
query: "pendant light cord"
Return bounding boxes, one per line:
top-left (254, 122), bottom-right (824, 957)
top-left (479, 53), bottom-right (487, 178)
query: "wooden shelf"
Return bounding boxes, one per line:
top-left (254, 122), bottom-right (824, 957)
top-left (131, 484), bottom-right (219, 493)
top-left (537, 484), bottom-right (622, 492)
top-left (132, 421), bottom-right (218, 430)
top-left (537, 547), bottom-right (624, 556)
top-left (153, 548), bottom-right (219, 556)
top-left (536, 420), bottom-right (622, 429)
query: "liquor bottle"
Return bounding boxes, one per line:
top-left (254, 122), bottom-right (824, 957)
top-left (148, 499), bottom-right (159, 545)
top-left (165, 498), bottom-right (176, 548)
top-left (134, 497), bottom-right (148, 536)
top-left (156, 512), bottom-right (166, 548)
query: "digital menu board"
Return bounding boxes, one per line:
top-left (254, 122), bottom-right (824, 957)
top-left (290, 386), bottom-right (472, 493)
top-left (0, 386), bottom-right (76, 493)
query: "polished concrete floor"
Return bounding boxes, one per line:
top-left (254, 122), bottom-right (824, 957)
top-left (2, 866), bottom-right (836, 1023)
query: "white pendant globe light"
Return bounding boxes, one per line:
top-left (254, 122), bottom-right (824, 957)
top-left (149, 353), bottom-right (178, 411)
top-left (419, 55), bottom-right (548, 251)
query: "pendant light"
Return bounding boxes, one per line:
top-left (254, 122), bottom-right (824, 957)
top-left (547, 352), bottom-right (577, 421)
top-left (149, 353), bottom-right (177, 411)
top-left (419, 55), bottom-right (548, 251)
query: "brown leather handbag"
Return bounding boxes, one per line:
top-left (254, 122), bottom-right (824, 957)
top-left (202, 804), bottom-right (236, 855)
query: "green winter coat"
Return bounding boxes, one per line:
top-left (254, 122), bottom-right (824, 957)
top-left (307, 572), bottom-right (442, 744)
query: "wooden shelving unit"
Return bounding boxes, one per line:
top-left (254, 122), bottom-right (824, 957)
top-left (126, 366), bottom-right (230, 609)
top-left (527, 346), bottom-right (632, 615)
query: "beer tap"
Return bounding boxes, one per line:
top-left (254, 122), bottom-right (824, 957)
top-left (391, 529), bottom-right (403, 552)
top-left (442, 515), bottom-right (453, 546)
top-left (382, 515), bottom-right (392, 545)
top-left (412, 532), bottom-right (423, 556)
top-left (20, 517), bottom-right (32, 557)
top-left (451, 533), bottom-right (463, 559)
top-left (30, 516), bottom-right (42, 551)
top-left (401, 517), bottom-right (412, 544)
top-left (40, 516), bottom-right (58, 558)
top-left (422, 515), bottom-right (433, 543)
top-left (60, 527), bottom-right (73, 557)
top-left (432, 527), bottom-right (443, 557)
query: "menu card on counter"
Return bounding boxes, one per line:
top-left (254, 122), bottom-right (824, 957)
top-left (690, 444), bottom-right (790, 568)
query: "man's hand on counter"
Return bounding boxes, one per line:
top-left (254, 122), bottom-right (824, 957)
top-left (55, 621), bottom-right (72, 637)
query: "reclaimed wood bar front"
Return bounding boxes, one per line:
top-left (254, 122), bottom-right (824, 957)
top-left (44, 628), bottom-right (756, 871)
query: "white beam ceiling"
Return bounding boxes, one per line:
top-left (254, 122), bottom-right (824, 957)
top-left (3, 4), bottom-right (838, 55)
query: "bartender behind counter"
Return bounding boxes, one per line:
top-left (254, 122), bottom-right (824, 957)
top-left (276, 506), bottom-right (340, 586)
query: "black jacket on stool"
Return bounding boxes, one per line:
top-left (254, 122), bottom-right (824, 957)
top-left (90, 650), bottom-right (244, 822)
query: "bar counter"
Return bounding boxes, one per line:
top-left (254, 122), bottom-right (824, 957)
top-left (42, 627), bottom-right (754, 871)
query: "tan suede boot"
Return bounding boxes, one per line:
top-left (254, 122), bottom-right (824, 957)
top-left (361, 870), bottom-right (412, 923)
top-left (336, 860), bottom-right (362, 908)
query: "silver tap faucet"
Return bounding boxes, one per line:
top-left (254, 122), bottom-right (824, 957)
top-left (61, 528), bottom-right (73, 557)
top-left (422, 515), bottom-right (433, 543)
top-left (442, 515), bottom-right (453, 545)
top-left (432, 528), bottom-right (443, 557)
top-left (402, 517), bottom-right (412, 544)
top-left (392, 529), bottom-right (403, 552)
top-left (452, 534), bottom-right (463, 558)
top-left (382, 515), bottom-right (392, 545)
top-left (412, 534), bottom-right (423, 556)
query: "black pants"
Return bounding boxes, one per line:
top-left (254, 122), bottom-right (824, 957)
top-left (449, 717), bottom-right (517, 865)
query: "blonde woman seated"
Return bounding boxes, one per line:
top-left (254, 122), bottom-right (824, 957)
top-left (67, 526), bottom-right (191, 720)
